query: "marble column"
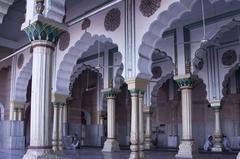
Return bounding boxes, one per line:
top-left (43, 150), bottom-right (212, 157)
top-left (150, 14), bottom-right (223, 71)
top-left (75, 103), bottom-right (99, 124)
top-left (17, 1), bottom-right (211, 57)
top-left (22, 17), bottom-right (65, 159)
top-left (144, 106), bottom-right (153, 150)
top-left (102, 88), bottom-right (120, 152)
top-left (138, 91), bottom-right (144, 159)
top-left (62, 103), bottom-right (68, 137)
top-left (174, 74), bottom-right (198, 158)
top-left (126, 78), bottom-right (148, 159)
top-left (13, 108), bottom-right (18, 121)
top-left (129, 89), bottom-right (139, 159)
top-left (17, 108), bottom-right (23, 121)
top-left (211, 105), bottom-right (223, 152)
top-left (52, 103), bottom-right (59, 152)
top-left (58, 103), bottom-right (64, 151)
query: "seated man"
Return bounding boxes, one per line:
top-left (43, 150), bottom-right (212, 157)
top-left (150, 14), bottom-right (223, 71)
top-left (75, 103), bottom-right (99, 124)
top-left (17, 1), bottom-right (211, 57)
top-left (204, 135), bottom-right (213, 151)
top-left (71, 133), bottom-right (80, 150)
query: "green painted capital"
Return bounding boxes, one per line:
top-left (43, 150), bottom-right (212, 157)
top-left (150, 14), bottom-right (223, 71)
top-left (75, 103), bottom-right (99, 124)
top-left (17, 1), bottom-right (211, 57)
top-left (174, 74), bottom-right (193, 88)
top-left (102, 88), bottom-right (120, 98)
top-left (23, 21), bottom-right (64, 44)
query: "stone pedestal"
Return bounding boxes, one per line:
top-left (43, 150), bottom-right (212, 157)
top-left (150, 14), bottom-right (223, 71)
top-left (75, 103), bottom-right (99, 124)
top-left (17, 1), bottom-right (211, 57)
top-left (102, 88), bottom-right (120, 152)
top-left (174, 74), bottom-right (198, 158)
top-left (211, 106), bottom-right (223, 152)
top-left (22, 16), bottom-right (66, 159)
top-left (144, 107), bottom-right (153, 150)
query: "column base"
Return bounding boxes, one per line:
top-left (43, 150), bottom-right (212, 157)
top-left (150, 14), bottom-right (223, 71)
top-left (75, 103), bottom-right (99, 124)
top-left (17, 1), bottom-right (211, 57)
top-left (102, 139), bottom-right (120, 152)
top-left (23, 148), bottom-right (52, 159)
top-left (144, 137), bottom-right (153, 150)
top-left (175, 140), bottom-right (198, 158)
top-left (129, 144), bottom-right (139, 159)
top-left (211, 134), bottom-right (223, 152)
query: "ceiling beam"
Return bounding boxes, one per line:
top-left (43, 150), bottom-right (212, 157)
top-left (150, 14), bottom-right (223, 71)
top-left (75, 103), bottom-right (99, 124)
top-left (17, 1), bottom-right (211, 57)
top-left (0, 37), bottom-right (19, 49)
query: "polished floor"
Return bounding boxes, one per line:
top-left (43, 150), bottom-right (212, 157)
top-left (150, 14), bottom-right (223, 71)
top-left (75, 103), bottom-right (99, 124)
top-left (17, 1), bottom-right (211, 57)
top-left (0, 148), bottom-right (237, 159)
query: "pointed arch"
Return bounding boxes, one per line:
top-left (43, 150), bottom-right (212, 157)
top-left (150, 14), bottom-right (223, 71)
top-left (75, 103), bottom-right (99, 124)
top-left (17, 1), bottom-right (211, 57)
top-left (55, 32), bottom-right (123, 96)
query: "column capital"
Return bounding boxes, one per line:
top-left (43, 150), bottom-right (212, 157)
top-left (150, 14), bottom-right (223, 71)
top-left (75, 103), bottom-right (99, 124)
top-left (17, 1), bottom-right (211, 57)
top-left (210, 100), bottom-right (222, 110)
top-left (125, 77), bottom-right (149, 91)
top-left (144, 106), bottom-right (153, 115)
top-left (174, 74), bottom-right (193, 89)
top-left (102, 88), bottom-right (120, 98)
top-left (52, 93), bottom-right (68, 104)
top-left (10, 100), bottom-right (25, 109)
top-left (22, 15), bottom-right (67, 45)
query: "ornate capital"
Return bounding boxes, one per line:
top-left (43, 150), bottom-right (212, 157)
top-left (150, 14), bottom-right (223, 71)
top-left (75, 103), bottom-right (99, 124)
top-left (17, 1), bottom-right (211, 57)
top-left (22, 16), bottom-right (67, 45)
top-left (210, 100), bottom-right (221, 110)
top-left (174, 74), bottom-right (193, 89)
top-left (102, 88), bottom-right (120, 98)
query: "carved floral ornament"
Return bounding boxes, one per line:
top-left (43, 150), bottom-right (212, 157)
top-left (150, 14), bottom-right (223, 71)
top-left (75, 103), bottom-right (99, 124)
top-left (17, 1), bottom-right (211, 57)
top-left (139, 0), bottom-right (162, 17)
top-left (82, 18), bottom-right (91, 31)
top-left (222, 49), bottom-right (237, 66)
top-left (59, 32), bottom-right (70, 51)
top-left (104, 8), bottom-right (121, 32)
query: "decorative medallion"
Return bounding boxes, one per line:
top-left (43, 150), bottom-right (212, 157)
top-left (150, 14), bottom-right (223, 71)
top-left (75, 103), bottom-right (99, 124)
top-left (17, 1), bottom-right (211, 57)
top-left (82, 18), bottom-right (91, 31)
top-left (59, 31), bottom-right (70, 51)
top-left (222, 50), bottom-right (237, 66)
top-left (151, 66), bottom-right (162, 79)
top-left (17, 54), bottom-right (24, 69)
top-left (139, 0), bottom-right (162, 17)
top-left (104, 8), bottom-right (121, 32)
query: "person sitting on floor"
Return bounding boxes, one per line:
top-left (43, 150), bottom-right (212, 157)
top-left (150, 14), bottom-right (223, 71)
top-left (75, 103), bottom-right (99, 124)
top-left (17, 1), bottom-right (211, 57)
top-left (204, 135), bottom-right (213, 151)
top-left (71, 133), bottom-right (80, 150)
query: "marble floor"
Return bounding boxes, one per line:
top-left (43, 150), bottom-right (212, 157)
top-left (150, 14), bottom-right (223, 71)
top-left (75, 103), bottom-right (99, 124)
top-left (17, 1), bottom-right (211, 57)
top-left (0, 148), bottom-right (238, 159)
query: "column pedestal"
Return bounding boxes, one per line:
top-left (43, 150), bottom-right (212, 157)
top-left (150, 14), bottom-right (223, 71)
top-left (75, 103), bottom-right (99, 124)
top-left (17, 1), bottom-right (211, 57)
top-left (144, 107), bottom-right (153, 150)
top-left (174, 74), bottom-right (198, 158)
top-left (102, 88), bottom-right (120, 152)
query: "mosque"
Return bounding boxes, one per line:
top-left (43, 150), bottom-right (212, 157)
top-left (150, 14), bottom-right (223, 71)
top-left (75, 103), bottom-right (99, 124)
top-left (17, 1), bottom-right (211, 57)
top-left (0, 0), bottom-right (240, 159)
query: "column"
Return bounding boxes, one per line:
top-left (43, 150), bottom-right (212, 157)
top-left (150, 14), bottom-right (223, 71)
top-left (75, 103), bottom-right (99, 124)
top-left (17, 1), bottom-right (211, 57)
top-left (129, 89), bottom-right (139, 159)
top-left (174, 74), bottom-right (198, 158)
top-left (144, 107), bottom-right (153, 150)
top-left (22, 17), bottom-right (65, 158)
top-left (17, 108), bottom-right (24, 121)
top-left (52, 103), bottom-right (59, 152)
top-left (102, 88), bottom-right (120, 152)
top-left (138, 91), bottom-right (144, 159)
top-left (211, 103), bottom-right (223, 152)
top-left (58, 103), bottom-right (64, 151)
top-left (62, 102), bottom-right (68, 137)
top-left (13, 108), bottom-right (18, 121)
